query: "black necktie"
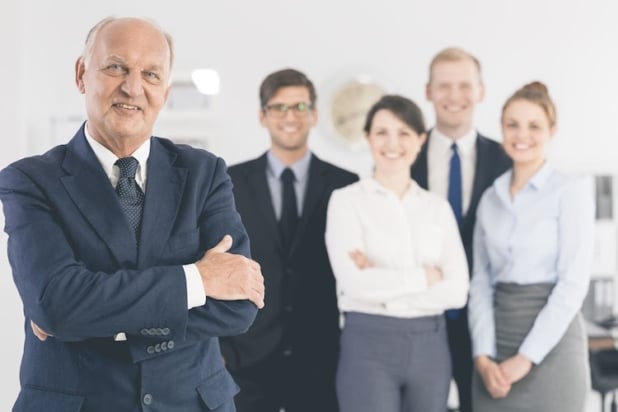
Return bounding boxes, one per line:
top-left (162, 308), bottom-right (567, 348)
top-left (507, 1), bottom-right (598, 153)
top-left (279, 168), bottom-right (298, 251)
top-left (446, 143), bottom-right (462, 320)
top-left (115, 157), bottom-right (144, 243)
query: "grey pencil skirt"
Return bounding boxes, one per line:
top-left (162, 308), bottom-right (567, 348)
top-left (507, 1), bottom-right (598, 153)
top-left (472, 282), bottom-right (590, 412)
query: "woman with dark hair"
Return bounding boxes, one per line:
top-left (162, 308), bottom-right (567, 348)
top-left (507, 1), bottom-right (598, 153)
top-left (468, 82), bottom-right (593, 411)
top-left (325, 95), bottom-right (469, 412)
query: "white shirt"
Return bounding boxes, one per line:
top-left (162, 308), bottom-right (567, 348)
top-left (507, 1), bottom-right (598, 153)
top-left (325, 178), bottom-right (469, 318)
top-left (427, 128), bottom-right (477, 215)
top-left (84, 125), bottom-right (206, 340)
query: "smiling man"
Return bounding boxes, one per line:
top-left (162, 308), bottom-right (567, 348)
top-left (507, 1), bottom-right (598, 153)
top-left (220, 68), bottom-right (358, 412)
top-left (411, 47), bottom-right (511, 412)
top-left (0, 17), bottom-right (264, 411)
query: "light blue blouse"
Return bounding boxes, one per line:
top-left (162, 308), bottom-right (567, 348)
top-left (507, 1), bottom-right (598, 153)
top-left (468, 162), bottom-right (594, 364)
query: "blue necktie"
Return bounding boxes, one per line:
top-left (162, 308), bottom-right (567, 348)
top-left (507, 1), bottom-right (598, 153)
top-left (279, 168), bottom-right (298, 253)
top-left (446, 144), bottom-right (462, 320)
top-left (115, 157), bottom-right (144, 243)
top-left (448, 143), bottom-right (462, 225)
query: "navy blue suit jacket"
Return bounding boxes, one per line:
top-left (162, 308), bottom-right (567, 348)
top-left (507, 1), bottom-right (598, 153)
top-left (0, 126), bottom-right (257, 411)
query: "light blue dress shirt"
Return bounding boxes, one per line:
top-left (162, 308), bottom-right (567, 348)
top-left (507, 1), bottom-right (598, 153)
top-left (468, 162), bottom-right (594, 364)
top-left (266, 150), bottom-right (311, 219)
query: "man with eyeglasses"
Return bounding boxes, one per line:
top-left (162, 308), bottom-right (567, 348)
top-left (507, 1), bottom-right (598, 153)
top-left (220, 68), bottom-right (358, 412)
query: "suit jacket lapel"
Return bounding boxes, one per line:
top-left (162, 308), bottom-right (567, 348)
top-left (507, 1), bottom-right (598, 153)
top-left (248, 154), bottom-right (282, 250)
top-left (412, 133), bottom-right (429, 189)
top-left (289, 154), bottom-right (325, 256)
top-left (60, 129), bottom-right (138, 265)
top-left (138, 138), bottom-right (188, 268)
top-left (467, 134), bottom-right (491, 223)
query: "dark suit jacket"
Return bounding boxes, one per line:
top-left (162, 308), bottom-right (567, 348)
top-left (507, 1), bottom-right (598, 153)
top-left (0, 126), bottom-right (257, 412)
top-left (220, 153), bottom-right (358, 377)
top-left (411, 132), bottom-right (511, 270)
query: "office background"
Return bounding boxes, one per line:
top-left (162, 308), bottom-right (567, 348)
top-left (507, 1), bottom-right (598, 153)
top-left (1, 0), bottom-right (617, 410)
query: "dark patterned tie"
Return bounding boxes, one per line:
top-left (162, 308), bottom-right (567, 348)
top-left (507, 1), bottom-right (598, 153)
top-left (279, 168), bottom-right (299, 252)
top-left (446, 143), bottom-right (462, 320)
top-left (115, 157), bottom-right (144, 243)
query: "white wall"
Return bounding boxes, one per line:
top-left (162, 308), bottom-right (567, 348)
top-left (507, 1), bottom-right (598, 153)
top-left (2, 0), bottom-right (618, 409)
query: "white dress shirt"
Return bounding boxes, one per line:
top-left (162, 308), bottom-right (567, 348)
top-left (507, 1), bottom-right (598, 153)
top-left (325, 178), bottom-right (469, 319)
top-left (468, 163), bottom-right (594, 363)
top-left (427, 128), bottom-right (477, 215)
top-left (85, 125), bottom-right (205, 339)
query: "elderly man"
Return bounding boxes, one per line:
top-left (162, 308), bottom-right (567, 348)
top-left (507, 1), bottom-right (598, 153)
top-left (0, 16), bottom-right (263, 412)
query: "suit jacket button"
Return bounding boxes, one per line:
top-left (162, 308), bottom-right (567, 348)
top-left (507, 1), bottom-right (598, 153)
top-left (154, 343), bottom-right (161, 352)
top-left (168, 340), bottom-right (175, 349)
top-left (148, 328), bottom-right (157, 335)
top-left (146, 346), bottom-right (155, 354)
top-left (282, 348), bottom-right (292, 357)
top-left (161, 341), bottom-right (168, 351)
top-left (143, 394), bottom-right (153, 405)
top-left (162, 327), bottom-right (170, 335)
top-left (140, 328), bottom-right (149, 336)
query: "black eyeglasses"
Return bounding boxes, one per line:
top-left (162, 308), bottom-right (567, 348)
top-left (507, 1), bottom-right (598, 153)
top-left (263, 102), bottom-right (314, 117)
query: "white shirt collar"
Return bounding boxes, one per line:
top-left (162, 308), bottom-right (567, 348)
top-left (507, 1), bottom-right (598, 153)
top-left (361, 177), bottom-right (422, 199)
top-left (430, 127), bottom-right (477, 156)
top-left (83, 122), bottom-right (150, 187)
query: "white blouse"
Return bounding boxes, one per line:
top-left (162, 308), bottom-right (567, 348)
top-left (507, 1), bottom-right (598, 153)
top-left (325, 178), bottom-right (469, 319)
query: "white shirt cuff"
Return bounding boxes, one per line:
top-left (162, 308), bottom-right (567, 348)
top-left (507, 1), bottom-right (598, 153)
top-left (184, 264), bottom-right (206, 309)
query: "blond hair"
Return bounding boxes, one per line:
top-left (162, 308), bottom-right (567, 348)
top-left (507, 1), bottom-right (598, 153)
top-left (428, 47), bottom-right (482, 82)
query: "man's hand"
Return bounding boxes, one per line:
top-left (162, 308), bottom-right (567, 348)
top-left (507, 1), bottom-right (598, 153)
top-left (31, 320), bottom-right (51, 342)
top-left (196, 235), bottom-right (265, 308)
top-left (499, 353), bottom-right (533, 385)
top-left (475, 355), bottom-right (511, 398)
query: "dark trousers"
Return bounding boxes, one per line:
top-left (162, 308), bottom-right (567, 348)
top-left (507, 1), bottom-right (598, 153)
top-left (229, 350), bottom-right (338, 412)
top-left (446, 309), bottom-right (473, 412)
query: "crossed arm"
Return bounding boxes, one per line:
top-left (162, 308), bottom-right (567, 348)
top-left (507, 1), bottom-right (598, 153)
top-left (1, 160), bottom-right (264, 347)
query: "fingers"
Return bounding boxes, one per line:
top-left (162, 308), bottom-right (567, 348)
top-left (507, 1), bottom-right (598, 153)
top-left (487, 368), bottom-right (511, 398)
top-left (477, 357), bottom-right (511, 399)
top-left (198, 244), bottom-right (266, 306)
top-left (205, 234), bottom-right (233, 257)
top-left (499, 355), bottom-right (532, 384)
top-left (249, 289), bottom-right (265, 309)
top-left (30, 320), bottom-right (48, 341)
top-left (488, 385), bottom-right (510, 399)
top-left (349, 249), bottom-right (370, 269)
top-left (248, 263), bottom-right (265, 309)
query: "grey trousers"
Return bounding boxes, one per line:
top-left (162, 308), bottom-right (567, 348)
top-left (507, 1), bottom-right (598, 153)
top-left (472, 283), bottom-right (590, 412)
top-left (336, 312), bottom-right (451, 412)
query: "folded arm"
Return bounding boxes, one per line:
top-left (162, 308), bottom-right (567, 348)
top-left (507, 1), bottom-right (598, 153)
top-left (0, 158), bottom-right (260, 349)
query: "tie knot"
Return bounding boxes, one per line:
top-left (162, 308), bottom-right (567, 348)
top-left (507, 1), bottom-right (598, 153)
top-left (451, 143), bottom-right (459, 154)
top-left (115, 157), bottom-right (139, 178)
top-left (281, 168), bottom-right (296, 183)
